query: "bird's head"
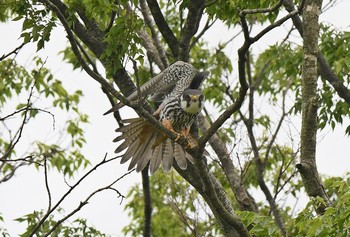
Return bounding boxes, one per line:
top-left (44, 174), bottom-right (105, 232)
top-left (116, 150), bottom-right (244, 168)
top-left (180, 89), bottom-right (204, 114)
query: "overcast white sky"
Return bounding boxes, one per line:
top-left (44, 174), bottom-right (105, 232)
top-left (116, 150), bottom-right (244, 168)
top-left (1, 1), bottom-right (350, 236)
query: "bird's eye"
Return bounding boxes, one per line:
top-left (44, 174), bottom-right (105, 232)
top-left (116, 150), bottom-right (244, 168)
top-left (183, 94), bottom-right (190, 101)
top-left (199, 94), bottom-right (204, 101)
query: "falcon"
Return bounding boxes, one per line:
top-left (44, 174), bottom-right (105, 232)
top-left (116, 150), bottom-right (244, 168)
top-left (107, 61), bottom-right (208, 173)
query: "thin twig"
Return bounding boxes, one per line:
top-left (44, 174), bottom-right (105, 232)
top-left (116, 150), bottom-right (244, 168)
top-left (190, 18), bottom-right (216, 49)
top-left (130, 58), bottom-right (142, 100)
top-left (1, 66), bottom-right (42, 160)
top-left (0, 42), bottom-right (26, 61)
top-left (29, 154), bottom-right (121, 236)
top-left (42, 168), bottom-right (134, 237)
top-left (240, 0), bottom-right (283, 15)
top-left (44, 156), bottom-right (52, 212)
top-left (0, 107), bottom-right (56, 130)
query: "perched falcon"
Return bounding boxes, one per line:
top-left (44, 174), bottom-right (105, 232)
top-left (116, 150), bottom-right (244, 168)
top-left (107, 61), bottom-right (208, 173)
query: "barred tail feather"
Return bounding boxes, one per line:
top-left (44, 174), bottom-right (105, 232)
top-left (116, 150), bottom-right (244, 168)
top-left (161, 139), bottom-right (174, 172)
top-left (114, 117), bottom-right (202, 173)
top-left (186, 153), bottom-right (195, 164)
top-left (135, 133), bottom-right (157, 172)
top-left (150, 145), bottom-right (162, 174)
top-left (120, 138), bottom-right (140, 164)
top-left (173, 142), bottom-right (187, 170)
top-left (128, 130), bottom-right (155, 171)
top-left (113, 121), bottom-right (145, 142)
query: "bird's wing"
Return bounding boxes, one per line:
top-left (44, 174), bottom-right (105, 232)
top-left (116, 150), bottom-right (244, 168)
top-left (104, 61), bottom-right (198, 115)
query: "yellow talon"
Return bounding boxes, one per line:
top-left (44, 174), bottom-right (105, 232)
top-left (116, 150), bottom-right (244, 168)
top-left (174, 133), bottom-right (181, 141)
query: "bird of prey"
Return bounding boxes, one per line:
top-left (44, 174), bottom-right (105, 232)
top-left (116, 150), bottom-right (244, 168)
top-left (107, 61), bottom-right (208, 174)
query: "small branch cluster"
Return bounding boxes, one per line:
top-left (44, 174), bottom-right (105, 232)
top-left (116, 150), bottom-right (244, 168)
top-left (29, 154), bottom-right (132, 236)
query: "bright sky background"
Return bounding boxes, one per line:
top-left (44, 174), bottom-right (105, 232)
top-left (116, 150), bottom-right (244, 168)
top-left (0, 1), bottom-right (350, 236)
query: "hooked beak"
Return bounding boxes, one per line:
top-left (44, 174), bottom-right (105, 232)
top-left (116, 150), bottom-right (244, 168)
top-left (190, 95), bottom-right (199, 102)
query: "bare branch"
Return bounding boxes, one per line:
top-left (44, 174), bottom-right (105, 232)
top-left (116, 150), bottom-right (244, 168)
top-left (146, 0), bottom-right (179, 58)
top-left (240, 0), bottom-right (283, 15)
top-left (190, 18), bottom-right (217, 49)
top-left (199, 6), bottom-right (301, 148)
top-left (29, 154), bottom-right (121, 236)
top-left (0, 42), bottom-right (26, 61)
top-left (0, 107), bottom-right (56, 130)
top-left (198, 114), bottom-right (258, 212)
top-left (1, 67), bottom-right (41, 161)
top-left (179, 0), bottom-right (206, 61)
top-left (198, 14), bottom-right (250, 148)
top-left (273, 145), bottom-right (298, 200)
top-left (140, 0), bottom-right (169, 68)
top-left (42, 168), bottom-right (133, 237)
top-left (44, 157), bottom-right (52, 212)
top-left (264, 78), bottom-right (294, 161)
top-left (251, 9), bottom-right (299, 43)
top-left (174, 159), bottom-right (249, 236)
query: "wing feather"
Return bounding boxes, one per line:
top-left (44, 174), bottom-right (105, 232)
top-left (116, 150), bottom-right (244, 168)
top-left (104, 61), bottom-right (197, 114)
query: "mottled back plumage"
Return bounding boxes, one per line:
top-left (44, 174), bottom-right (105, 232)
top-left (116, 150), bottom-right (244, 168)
top-left (104, 61), bottom-right (198, 115)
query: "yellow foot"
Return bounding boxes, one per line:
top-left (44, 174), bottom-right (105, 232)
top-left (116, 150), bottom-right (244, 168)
top-left (185, 136), bottom-right (198, 149)
top-left (162, 119), bottom-right (182, 141)
top-left (174, 132), bottom-right (182, 141)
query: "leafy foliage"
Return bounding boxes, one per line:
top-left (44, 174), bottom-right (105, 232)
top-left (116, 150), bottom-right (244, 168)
top-left (15, 209), bottom-right (108, 237)
top-left (0, 56), bottom-right (89, 178)
top-left (318, 25), bottom-right (350, 133)
top-left (289, 175), bottom-right (350, 236)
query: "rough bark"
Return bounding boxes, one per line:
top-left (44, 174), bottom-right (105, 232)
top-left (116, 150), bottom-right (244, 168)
top-left (146, 0), bottom-right (179, 58)
top-left (178, 0), bottom-right (206, 61)
top-left (175, 163), bottom-right (248, 237)
top-left (198, 114), bottom-right (258, 212)
top-left (298, 0), bottom-right (331, 214)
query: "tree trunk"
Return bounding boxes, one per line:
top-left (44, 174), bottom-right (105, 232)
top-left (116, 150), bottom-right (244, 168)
top-left (298, 0), bottom-right (331, 214)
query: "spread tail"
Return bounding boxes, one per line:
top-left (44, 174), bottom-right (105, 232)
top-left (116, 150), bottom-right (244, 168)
top-left (114, 118), bottom-right (194, 173)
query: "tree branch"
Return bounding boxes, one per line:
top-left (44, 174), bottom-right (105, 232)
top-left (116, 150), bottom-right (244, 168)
top-left (48, 0), bottom-right (107, 57)
top-left (146, 0), bottom-right (179, 58)
top-left (178, 0), bottom-right (206, 61)
top-left (140, 0), bottom-right (169, 68)
top-left (0, 42), bottom-right (26, 61)
top-left (240, 51), bottom-right (287, 236)
top-left (198, 114), bottom-right (258, 212)
top-left (175, 162), bottom-right (249, 237)
top-left (42, 168), bottom-right (133, 237)
top-left (198, 5), bottom-right (300, 149)
top-left (240, 0), bottom-right (283, 15)
top-left (29, 154), bottom-right (121, 236)
top-left (190, 18), bottom-right (216, 49)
